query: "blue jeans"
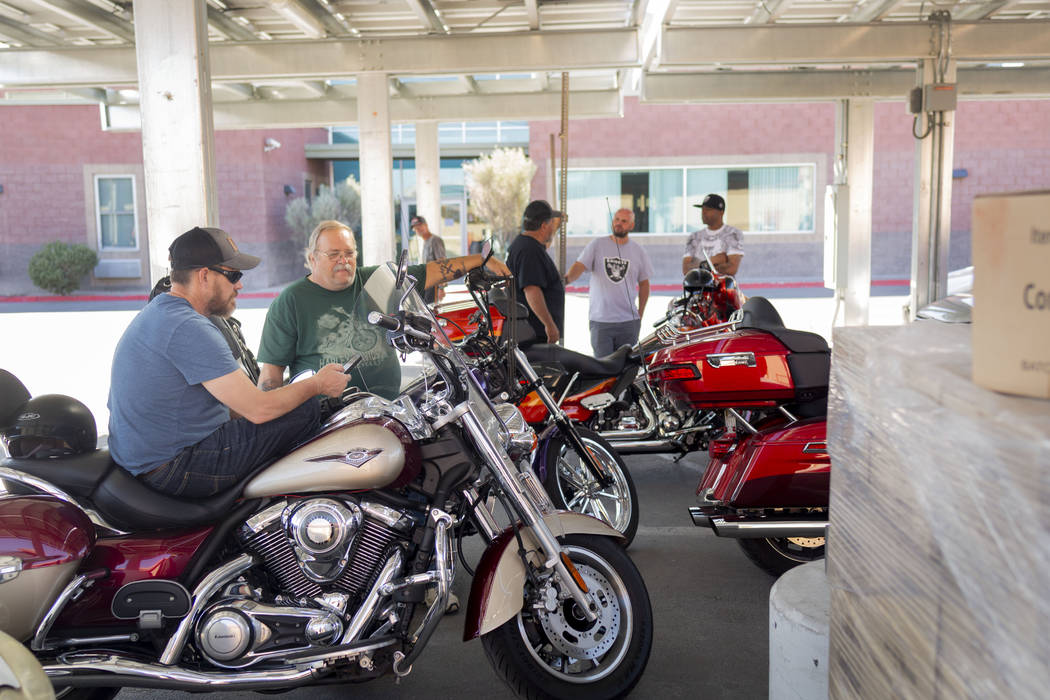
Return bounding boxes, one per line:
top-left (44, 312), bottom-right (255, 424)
top-left (590, 319), bottom-right (642, 357)
top-left (141, 398), bottom-right (321, 498)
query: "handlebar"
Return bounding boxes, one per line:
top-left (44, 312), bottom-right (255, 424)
top-left (367, 311), bottom-right (434, 345)
top-left (466, 266), bottom-right (511, 292)
top-left (368, 311), bottom-right (400, 331)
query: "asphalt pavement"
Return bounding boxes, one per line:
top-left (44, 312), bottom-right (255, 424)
top-left (116, 449), bottom-right (774, 700)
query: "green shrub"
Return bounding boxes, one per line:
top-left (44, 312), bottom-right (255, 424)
top-left (28, 241), bottom-right (99, 296)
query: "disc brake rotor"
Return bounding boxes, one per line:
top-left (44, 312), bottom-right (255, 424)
top-left (785, 536), bottom-right (825, 548)
top-left (536, 564), bottom-right (620, 659)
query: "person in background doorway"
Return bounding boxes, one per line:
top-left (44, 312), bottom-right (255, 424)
top-left (682, 193), bottom-right (744, 277)
top-left (506, 200), bottom-right (566, 344)
top-left (565, 207), bottom-right (653, 356)
top-left (410, 215), bottom-right (447, 304)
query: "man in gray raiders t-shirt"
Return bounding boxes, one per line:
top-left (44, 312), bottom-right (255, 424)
top-left (565, 208), bottom-right (655, 356)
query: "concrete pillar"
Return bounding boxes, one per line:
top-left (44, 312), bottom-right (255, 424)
top-left (843, 98), bottom-right (873, 326)
top-left (358, 72), bottom-right (395, 267)
top-left (769, 560), bottom-right (830, 700)
top-left (132, 0), bottom-right (218, 285)
top-left (910, 58), bottom-right (957, 318)
top-left (414, 120), bottom-right (441, 248)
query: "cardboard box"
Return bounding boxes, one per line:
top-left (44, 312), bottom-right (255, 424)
top-left (972, 190), bottom-right (1050, 398)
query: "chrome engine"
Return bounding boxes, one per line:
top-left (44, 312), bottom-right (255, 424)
top-left (194, 496), bottom-right (411, 668)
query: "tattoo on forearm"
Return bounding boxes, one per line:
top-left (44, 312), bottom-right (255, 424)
top-left (438, 259), bottom-right (467, 282)
top-left (260, 379), bottom-right (280, 392)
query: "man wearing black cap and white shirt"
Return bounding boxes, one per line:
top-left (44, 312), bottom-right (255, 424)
top-left (682, 193), bottom-right (744, 277)
top-left (507, 200), bottom-right (566, 344)
top-left (107, 226), bottom-right (350, 498)
top-left (410, 215), bottom-right (447, 303)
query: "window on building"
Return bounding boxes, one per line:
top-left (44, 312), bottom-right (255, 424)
top-left (563, 164), bottom-right (815, 235)
top-left (331, 121), bottom-right (528, 147)
top-left (95, 175), bottom-right (138, 249)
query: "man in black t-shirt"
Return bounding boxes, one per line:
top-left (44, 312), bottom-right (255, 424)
top-left (506, 200), bottom-right (565, 344)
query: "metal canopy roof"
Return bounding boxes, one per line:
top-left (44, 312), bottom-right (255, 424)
top-left (0, 0), bottom-right (1048, 125)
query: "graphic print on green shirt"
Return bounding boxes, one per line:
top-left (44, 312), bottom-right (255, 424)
top-left (258, 264), bottom-right (426, 398)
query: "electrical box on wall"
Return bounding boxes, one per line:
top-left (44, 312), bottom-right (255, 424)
top-left (909, 84), bottom-right (957, 113)
top-left (923, 83), bottom-right (957, 112)
top-left (823, 184), bottom-right (849, 292)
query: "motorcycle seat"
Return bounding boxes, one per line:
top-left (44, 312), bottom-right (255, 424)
top-left (524, 343), bottom-right (637, 378)
top-left (1, 449), bottom-right (113, 498)
top-left (738, 297), bottom-right (830, 354)
top-left (91, 462), bottom-right (246, 532)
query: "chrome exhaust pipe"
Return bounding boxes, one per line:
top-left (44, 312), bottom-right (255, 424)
top-left (608, 439), bottom-right (678, 454)
top-left (598, 427), bottom-right (655, 442)
top-left (45, 637), bottom-right (398, 692)
top-left (689, 509), bottom-right (828, 538)
top-left (44, 655), bottom-right (320, 691)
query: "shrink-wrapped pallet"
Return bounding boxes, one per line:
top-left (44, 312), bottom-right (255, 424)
top-left (826, 322), bottom-right (1050, 699)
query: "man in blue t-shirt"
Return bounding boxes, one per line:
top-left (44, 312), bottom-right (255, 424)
top-left (108, 226), bottom-right (350, 498)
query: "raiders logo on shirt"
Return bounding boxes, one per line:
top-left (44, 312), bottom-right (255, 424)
top-left (604, 257), bottom-right (629, 283)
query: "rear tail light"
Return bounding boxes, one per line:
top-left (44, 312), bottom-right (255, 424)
top-left (708, 432), bottom-right (738, 459)
top-left (656, 363), bottom-right (700, 381)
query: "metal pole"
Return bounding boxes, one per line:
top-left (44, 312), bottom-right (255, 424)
top-left (558, 72), bottom-right (569, 275)
top-left (909, 12), bottom-right (956, 319)
top-left (558, 72), bottom-right (569, 346)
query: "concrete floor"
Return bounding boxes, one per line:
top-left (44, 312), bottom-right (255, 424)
top-left (117, 450), bottom-right (774, 700)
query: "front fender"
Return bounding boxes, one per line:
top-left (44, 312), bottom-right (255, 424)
top-left (463, 510), bottom-right (622, 641)
top-left (531, 423), bottom-right (562, 482)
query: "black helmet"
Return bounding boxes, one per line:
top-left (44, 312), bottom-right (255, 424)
top-left (0, 370), bottom-right (31, 430)
top-left (2, 394), bottom-right (97, 459)
top-left (684, 267), bottom-right (715, 291)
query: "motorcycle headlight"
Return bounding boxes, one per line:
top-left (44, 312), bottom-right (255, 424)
top-left (492, 402), bottom-right (537, 459)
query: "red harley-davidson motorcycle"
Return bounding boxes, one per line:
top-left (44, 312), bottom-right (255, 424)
top-left (443, 273), bottom-right (827, 576)
top-left (659, 296), bottom-right (831, 575)
top-left (0, 260), bottom-right (653, 698)
top-left (436, 265), bottom-right (743, 459)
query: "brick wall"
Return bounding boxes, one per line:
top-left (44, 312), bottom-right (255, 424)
top-left (2, 98), bottom-right (1047, 295)
top-left (0, 104), bottom-right (328, 295)
top-left (529, 97), bottom-right (1050, 285)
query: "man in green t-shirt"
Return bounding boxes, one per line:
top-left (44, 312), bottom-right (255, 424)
top-left (258, 219), bottom-right (508, 398)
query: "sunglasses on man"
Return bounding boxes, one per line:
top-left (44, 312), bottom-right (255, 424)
top-left (208, 267), bottom-right (244, 284)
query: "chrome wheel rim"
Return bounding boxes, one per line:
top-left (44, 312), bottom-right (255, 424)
top-left (516, 545), bottom-right (633, 683)
top-left (554, 437), bottom-right (632, 534)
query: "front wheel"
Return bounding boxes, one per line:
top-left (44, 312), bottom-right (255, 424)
top-left (737, 535), bottom-right (826, 576)
top-left (537, 427), bottom-right (639, 547)
top-left (481, 534), bottom-right (653, 699)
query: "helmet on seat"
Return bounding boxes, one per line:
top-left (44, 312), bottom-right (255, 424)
top-left (2, 394), bottom-right (97, 459)
top-left (684, 267), bottom-right (715, 291)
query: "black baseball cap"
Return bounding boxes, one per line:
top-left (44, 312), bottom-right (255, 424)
top-left (694, 193), bottom-right (726, 211)
top-left (522, 200), bottom-right (564, 230)
top-left (169, 226), bottom-right (261, 271)
top-left (410, 215), bottom-right (426, 226)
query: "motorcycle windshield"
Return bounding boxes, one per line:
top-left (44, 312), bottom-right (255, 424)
top-left (349, 263), bottom-right (482, 402)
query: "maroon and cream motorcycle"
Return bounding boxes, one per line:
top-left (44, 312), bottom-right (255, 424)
top-left (0, 259), bottom-right (652, 699)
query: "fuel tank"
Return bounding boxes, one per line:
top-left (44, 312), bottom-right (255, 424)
top-left (0, 496), bottom-right (95, 641)
top-left (647, 329), bottom-right (795, 408)
top-left (435, 301), bottom-right (506, 342)
top-left (243, 417), bottom-right (421, 499)
top-left (703, 418), bottom-right (829, 509)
